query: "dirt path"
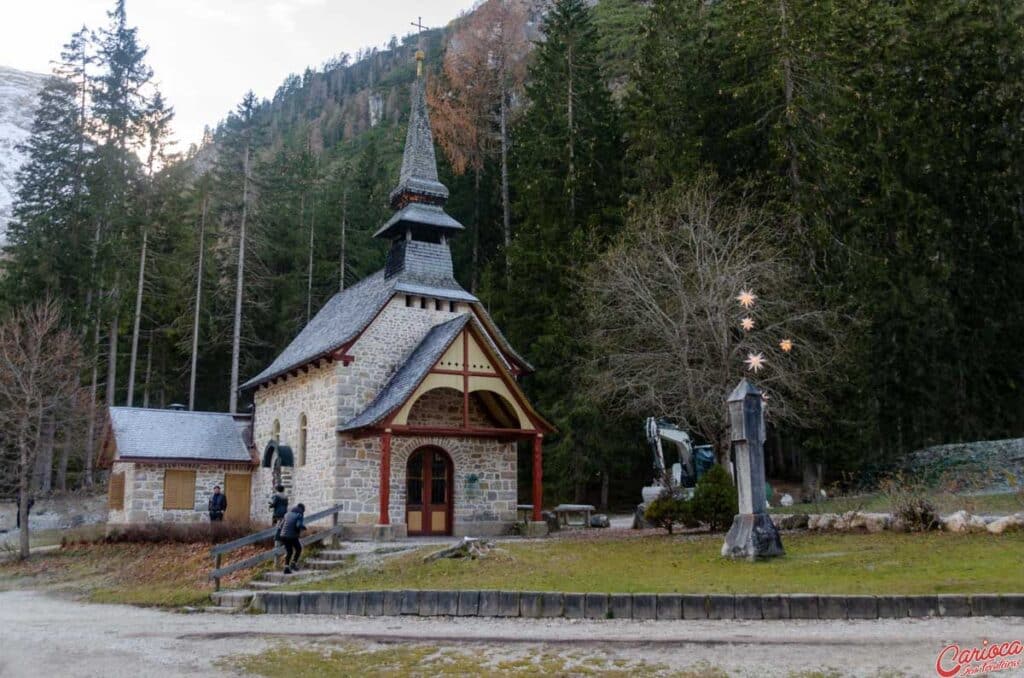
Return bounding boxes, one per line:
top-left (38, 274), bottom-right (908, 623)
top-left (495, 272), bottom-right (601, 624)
top-left (0, 589), bottom-right (1021, 677)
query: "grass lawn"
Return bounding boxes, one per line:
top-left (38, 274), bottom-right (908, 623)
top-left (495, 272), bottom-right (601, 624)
top-left (295, 531), bottom-right (1024, 595)
top-left (0, 539), bottom-right (267, 607)
top-left (769, 490), bottom-right (1023, 516)
top-left (229, 643), bottom-right (725, 678)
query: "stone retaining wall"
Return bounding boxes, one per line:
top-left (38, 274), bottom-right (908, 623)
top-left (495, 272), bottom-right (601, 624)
top-left (247, 590), bottom-right (1024, 619)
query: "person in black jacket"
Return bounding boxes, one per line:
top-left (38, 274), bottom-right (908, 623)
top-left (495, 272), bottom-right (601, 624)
top-left (278, 503), bottom-right (306, 574)
top-left (269, 485), bottom-right (289, 523)
top-left (208, 486), bottom-right (227, 522)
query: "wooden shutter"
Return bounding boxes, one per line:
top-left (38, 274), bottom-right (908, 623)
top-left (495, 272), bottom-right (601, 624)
top-left (163, 470), bottom-right (196, 510)
top-left (108, 473), bottom-right (125, 510)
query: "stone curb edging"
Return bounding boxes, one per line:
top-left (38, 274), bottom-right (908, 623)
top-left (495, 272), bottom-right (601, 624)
top-left (239, 591), bottom-right (1024, 620)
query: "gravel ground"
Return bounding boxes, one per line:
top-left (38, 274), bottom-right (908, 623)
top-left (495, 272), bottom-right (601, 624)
top-left (2, 590), bottom-right (1022, 677)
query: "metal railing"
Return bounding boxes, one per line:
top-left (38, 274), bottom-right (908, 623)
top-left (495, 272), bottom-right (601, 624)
top-left (209, 504), bottom-right (344, 591)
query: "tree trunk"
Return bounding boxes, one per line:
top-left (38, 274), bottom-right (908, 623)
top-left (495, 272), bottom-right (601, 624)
top-left (126, 226), bottom-right (148, 407)
top-left (471, 168), bottom-right (481, 293)
top-left (500, 91), bottom-right (511, 286)
top-left (189, 195), bottom-right (208, 411)
top-left (106, 311), bottom-right (118, 407)
top-left (56, 430), bottom-right (69, 492)
top-left (33, 415), bottom-right (56, 493)
top-left (599, 470), bottom-right (609, 511)
top-left (567, 47), bottom-right (576, 227)
top-left (305, 193), bottom-right (315, 324)
top-left (18, 430), bottom-right (30, 559)
top-left (142, 330), bottom-right (153, 408)
top-left (339, 190), bottom-right (347, 292)
top-left (801, 458), bottom-right (822, 501)
top-left (82, 319), bottom-right (100, 487)
top-left (229, 142), bottom-right (251, 414)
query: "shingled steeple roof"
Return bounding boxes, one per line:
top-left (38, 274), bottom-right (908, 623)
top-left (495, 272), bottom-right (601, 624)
top-left (388, 77), bottom-right (449, 208)
top-left (374, 52), bottom-right (463, 241)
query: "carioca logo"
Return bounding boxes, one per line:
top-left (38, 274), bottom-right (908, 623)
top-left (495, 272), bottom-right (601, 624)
top-left (935, 639), bottom-right (1024, 677)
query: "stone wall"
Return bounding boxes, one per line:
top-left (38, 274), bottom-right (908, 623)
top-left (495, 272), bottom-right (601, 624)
top-left (333, 432), bottom-right (516, 537)
top-left (338, 296), bottom-right (463, 425)
top-left (107, 462), bottom-right (250, 525)
top-left (406, 387), bottom-right (500, 427)
top-left (251, 361), bottom-right (343, 522)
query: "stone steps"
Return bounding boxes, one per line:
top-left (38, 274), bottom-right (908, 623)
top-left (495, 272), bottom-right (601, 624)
top-left (305, 558), bottom-right (349, 570)
top-left (315, 549), bottom-right (350, 561)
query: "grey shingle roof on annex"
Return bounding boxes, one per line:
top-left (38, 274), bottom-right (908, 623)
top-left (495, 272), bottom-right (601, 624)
top-left (109, 407), bottom-right (252, 463)
top-left (338, 314), bottom-right (471, 432)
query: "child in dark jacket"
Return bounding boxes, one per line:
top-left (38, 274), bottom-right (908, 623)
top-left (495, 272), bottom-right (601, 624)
top-left (278, 503), bottom-right (306, 574)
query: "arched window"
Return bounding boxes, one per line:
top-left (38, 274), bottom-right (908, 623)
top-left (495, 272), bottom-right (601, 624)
top-left (272, 419), bottom-right (280, 446)
top-left (298, 413), bottom-right (307, 467)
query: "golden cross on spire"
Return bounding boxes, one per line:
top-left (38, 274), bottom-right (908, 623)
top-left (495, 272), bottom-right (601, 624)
top-left (410, 16), bottom-right (426, 77)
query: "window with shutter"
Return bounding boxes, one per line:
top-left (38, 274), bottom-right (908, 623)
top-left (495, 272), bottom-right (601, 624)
top-left (108, 473), bottom-right (125, 510)
top-left (163, 470), bottom-right (196, 510)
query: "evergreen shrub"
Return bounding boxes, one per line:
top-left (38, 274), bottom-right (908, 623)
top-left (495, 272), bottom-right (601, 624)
top-left (692, 465), bottom-right (738, 532)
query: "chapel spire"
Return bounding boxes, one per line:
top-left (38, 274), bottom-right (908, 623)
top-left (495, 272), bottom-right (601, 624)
top-left (374, 42), bottom-right (463, 244)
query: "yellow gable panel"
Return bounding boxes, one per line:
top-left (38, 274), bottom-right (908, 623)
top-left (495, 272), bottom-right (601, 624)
top-left (466, 332), bottom-right (493, 372)
top-left (437, 334), bottom-right (464, 370)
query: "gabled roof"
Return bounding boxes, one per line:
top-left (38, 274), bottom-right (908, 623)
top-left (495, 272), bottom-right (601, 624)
top-left (338, 314), bottom-right (471, 432)
top-left (106, 407), bottom-right (253, 464)
top-left (241, 271), bottom-right (395, 390)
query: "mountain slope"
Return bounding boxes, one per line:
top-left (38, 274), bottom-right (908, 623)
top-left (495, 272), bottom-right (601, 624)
top-left (0, 65), bottom-right (49, 245)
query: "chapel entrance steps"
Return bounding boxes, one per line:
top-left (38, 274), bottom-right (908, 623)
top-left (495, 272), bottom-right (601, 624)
top-left (246, 548), bottom-right (351, 590)
top-left (210, 541), bottom-right (426, 612)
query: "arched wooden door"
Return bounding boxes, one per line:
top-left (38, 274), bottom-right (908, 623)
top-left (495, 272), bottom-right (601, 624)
top-left (406, 447), bottom-right (453, 536)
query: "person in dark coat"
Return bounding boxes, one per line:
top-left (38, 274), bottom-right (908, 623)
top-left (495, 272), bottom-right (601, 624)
top-left (208, 486), bottom-right (227, 522)
top-left (269, 485), bottom-right (289, 523)
top-left (278, 503), bottom-right (306, 574)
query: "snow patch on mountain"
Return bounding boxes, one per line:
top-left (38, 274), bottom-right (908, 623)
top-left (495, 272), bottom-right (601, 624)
top-left (0, 65), bottom-right (49, 246)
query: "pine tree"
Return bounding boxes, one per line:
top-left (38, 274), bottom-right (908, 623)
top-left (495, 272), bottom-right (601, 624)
top-left (499, 0), bottom-right (626, 500)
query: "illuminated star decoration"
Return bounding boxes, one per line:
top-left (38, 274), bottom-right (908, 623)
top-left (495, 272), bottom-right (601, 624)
top-left (744, 352), bottom-right (766, 373)
top-left (741, 317), bottom-right (755, 332)
top-left (779, 338), bottom-right (794, 353)
top-left (736, 289), bottom-right (757, 309)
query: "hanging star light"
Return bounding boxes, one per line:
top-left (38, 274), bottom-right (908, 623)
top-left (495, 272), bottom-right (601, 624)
top-left (779, 338), bottom-right (794, 353)
top-left (736, 289), bottom-right (757, 309)
top-left (744, 352), bottom-right (766, 372)
top-left (741, 317), bottom-right (755, 332)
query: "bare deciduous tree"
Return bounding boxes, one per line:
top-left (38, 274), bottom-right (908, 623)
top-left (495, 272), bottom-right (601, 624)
top-left (0, 300), bottom-right (86, 559)
top-left (582, 176), bottom-right (840, 464)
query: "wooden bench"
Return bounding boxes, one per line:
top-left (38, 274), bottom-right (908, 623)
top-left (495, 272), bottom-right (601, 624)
top-left (553, 503), bottom-right (596, 528)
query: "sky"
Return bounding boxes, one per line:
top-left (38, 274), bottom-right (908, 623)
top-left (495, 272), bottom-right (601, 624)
top-left (1, 0), bottom-right (478, 148)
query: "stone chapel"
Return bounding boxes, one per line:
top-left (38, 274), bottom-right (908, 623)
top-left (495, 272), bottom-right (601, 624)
top-left (239, 51), bottom-right (553, 539)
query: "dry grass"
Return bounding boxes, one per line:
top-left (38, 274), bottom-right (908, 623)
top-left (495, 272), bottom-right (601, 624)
top-left (0, 540), bottom-right (268, 607)
top-left (229, 642), bottom-right (724, 678)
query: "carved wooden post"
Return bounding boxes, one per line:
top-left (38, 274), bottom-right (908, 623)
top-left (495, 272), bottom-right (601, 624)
top-left (722, 378), bottom-right (784, 560)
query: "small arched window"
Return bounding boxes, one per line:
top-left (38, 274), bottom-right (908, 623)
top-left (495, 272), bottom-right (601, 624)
top-left (272, 419), bottom-right (280, 446)
top-left (298, 413), bottom-right (307, 467)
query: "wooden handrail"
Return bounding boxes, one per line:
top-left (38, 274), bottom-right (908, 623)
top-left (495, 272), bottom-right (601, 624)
top-left (210, 504), bottom-right (344, 590)
top-left (210, 504), bottom-right (344, 555)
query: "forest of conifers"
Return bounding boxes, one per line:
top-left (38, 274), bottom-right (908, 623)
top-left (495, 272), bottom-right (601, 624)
top-left (2, 0), bottom-right (1022, 506)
